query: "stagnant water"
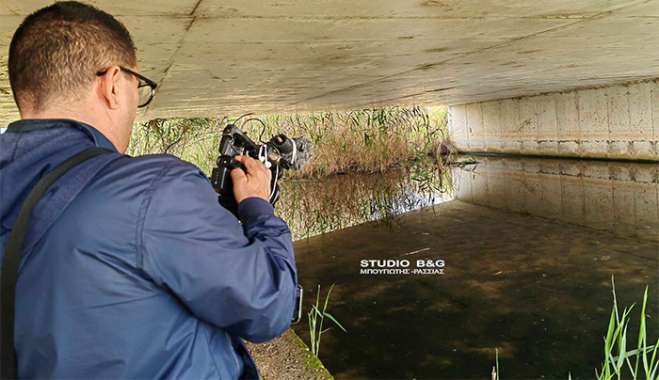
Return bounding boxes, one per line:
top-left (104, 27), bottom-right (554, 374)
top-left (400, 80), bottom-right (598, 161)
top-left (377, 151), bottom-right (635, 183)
top-left (277, 156), bottom-right (659, 379)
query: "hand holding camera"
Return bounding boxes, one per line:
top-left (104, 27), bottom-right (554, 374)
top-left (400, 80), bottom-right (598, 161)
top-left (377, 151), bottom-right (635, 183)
top-left (229, 155), bottom-right (272, 204)
top-left (210, 116), bottom-right (312, 217)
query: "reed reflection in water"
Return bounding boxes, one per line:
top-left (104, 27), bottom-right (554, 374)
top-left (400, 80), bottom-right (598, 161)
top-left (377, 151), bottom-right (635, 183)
top-left (276, 159), bottom-right (455, 240)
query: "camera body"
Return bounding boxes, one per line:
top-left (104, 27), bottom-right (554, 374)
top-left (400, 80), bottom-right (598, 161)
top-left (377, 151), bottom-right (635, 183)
top-left (210, 123), bottom-right (311, 217)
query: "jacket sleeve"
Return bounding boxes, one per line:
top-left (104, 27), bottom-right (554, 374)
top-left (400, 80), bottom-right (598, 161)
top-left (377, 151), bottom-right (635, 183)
top-left (138, 160), bottom-right (298, 343)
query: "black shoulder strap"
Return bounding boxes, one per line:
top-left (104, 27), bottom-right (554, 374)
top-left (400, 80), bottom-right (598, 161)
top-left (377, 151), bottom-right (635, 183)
top-left (1, 147), bottom-right (112, 379)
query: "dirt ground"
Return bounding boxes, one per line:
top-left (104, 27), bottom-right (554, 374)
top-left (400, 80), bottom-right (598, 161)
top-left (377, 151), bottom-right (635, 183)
top-left (246, 329), bottom-right (333, 380)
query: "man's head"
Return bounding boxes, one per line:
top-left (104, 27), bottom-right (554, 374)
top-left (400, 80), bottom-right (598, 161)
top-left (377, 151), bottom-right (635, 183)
top-left (9, 1), bottom-right (145, 152)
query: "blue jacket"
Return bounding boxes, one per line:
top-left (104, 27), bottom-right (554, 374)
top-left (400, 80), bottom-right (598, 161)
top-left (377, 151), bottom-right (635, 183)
top-left (0, 119), bottom-right (298, 379)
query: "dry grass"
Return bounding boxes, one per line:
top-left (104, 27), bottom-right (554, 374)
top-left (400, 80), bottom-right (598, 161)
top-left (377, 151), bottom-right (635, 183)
top-left (127, 106), bottom-right (449, 178)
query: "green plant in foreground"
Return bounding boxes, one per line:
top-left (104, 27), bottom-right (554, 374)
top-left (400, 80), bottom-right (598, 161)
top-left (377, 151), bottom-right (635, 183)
top-left (308, 284), bottom-right (347, 357)
top-left (492, 277), bottom-right (657, 380)
top-left (597, 277), bottom-right (658, 380)
top-left (490, 347), bottom-right (500, 380)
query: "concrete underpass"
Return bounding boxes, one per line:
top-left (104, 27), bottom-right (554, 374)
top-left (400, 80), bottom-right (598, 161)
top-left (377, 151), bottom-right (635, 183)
top-left (2, 0), bottom-right (659, 161)
top-left (3, 2), bottom-right (659, 378)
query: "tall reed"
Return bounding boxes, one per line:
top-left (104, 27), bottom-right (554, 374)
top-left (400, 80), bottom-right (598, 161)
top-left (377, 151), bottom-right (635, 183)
top-left (127, 106), bottom-right (449, 178)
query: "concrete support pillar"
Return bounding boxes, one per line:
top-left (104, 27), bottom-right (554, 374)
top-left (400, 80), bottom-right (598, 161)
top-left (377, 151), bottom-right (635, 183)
top-left (448, 79), bottom-right (659, 161)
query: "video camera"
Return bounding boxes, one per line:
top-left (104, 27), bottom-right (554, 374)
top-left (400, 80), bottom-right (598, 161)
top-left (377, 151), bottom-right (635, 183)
top-left (210, 115), bottom-right (311, 324)
top-left (210, 115), bottom-right (312, 217)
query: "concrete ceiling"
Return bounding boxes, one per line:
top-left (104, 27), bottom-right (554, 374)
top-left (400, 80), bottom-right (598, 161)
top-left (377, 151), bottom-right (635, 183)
top-left (1, 0), bottom-right (659, 123)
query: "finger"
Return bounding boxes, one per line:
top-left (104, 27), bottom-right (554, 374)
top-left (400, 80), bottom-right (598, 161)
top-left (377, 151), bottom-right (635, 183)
top-left (230, 167), bottom-right (246, 181)
top-left (242, 156), bottom-right (266, 174)
top-left (233, 155), bottom-right (260, 175)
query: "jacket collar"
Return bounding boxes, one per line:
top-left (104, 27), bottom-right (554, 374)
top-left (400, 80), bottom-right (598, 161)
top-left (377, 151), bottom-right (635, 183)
top-left (6, 118), bottom-right (119, 153)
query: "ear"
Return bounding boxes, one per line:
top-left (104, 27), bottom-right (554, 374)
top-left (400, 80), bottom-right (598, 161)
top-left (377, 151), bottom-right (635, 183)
top-left (97, 65), bottom-right (122, 109)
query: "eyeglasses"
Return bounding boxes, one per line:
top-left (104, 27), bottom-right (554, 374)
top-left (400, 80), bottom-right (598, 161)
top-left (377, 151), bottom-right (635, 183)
top-left (96, 66), bottom-right (158, 108)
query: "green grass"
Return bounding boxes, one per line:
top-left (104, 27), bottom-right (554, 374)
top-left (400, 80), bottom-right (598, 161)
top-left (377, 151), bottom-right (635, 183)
top-left (307, 284), bottom-right (347, 358)
top-left (127, 106), bottom-right (449, 178)
top-left (597, 277), bottom-right (658, 380)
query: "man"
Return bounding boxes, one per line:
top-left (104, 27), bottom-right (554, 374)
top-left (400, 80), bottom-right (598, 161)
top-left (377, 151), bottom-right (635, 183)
top-left (0, 2), bottom-right (298, 379)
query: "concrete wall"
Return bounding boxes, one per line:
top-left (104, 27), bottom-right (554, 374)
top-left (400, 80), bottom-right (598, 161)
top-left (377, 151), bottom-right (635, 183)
top-left (448, 79), bottom-right (659, 161)
top-left (452, 156), bottom-right (659, 242)
top-left (4, 1), bottom-right (659, 125)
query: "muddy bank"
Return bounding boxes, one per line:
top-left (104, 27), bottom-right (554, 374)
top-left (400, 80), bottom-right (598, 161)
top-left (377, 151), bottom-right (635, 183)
top-left (246, 330), bottom-right (333, 380)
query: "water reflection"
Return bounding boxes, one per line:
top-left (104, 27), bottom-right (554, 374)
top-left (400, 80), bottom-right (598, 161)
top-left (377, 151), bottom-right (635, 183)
top-left (454, 156), bottom-right (659, 242)
top-left (276, 159), bottom-right (453, 240)
top-left (288, 156), bottom-right (659, 379)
